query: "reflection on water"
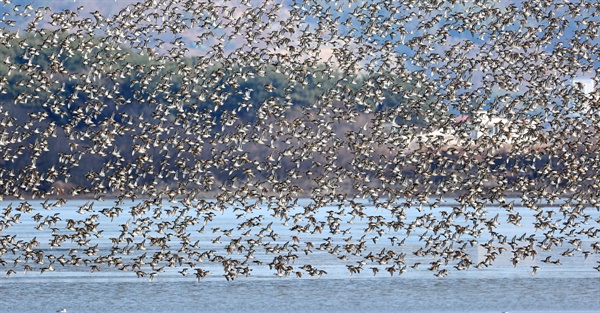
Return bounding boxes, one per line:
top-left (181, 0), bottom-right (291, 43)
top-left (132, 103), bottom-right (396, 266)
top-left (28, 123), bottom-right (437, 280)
top-left (0, 199), bottom-right (598, 312)
top-left (0, 277), bottom-right (599, 313)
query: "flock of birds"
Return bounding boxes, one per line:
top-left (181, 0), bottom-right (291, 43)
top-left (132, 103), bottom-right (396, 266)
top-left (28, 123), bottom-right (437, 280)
top-left (0, 0), bottom-right (599, 282)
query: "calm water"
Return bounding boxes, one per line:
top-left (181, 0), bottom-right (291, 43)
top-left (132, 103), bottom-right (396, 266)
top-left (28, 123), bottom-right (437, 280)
top-left (1, 276), bottom-right (599, 313)
top-left (0, 199), bottom-right (598, 312)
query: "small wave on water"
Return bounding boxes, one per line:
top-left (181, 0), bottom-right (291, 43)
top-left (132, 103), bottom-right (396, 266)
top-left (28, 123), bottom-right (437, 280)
top-left (1, 275), bottom-right (599, 313)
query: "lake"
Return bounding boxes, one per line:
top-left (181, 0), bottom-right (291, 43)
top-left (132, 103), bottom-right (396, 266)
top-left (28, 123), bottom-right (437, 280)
top-left (0, 198), bottom-right (598, 313)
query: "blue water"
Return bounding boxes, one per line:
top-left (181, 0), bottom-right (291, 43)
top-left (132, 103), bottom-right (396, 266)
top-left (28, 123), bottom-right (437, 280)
top-left (1, 276), bottom-right (598, 313)
top-left (0, 199), bottom-right (598, 312)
